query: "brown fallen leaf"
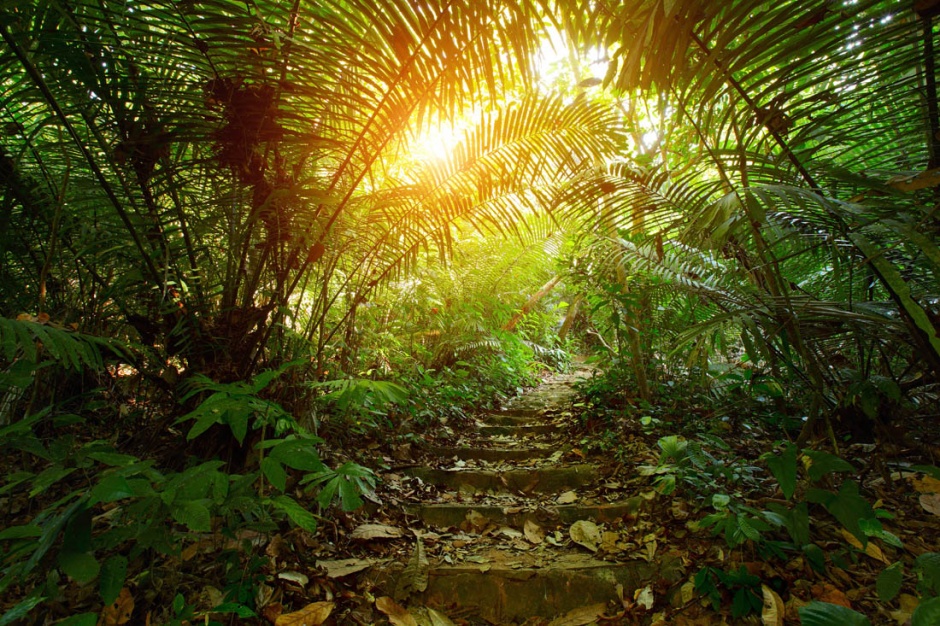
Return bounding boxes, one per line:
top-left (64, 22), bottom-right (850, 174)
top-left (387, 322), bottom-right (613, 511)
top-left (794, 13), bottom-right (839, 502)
top-left (375, 596), bottom-right (418, 626)
top-left (99, 588), bottom-right (134, 625)
top-left (920, 492), bottom-right (940, 516)
top-left (316, 557), bottom-right (376, 578)
top-left (350, 523), bottom-right (404, 540)
top-left (556, 490), bottom-right (578, 504)
top-left (546, 603), bottom-right (607, 626)
top-left (410, 607), bottom-right (457, 626)
top-left (524, 519), bottom-right (544, 544)
top-left (839, 528), bottom-right (889, 563)
top-left (464, 510), bottom-right (489, 532)
top-left (394, 536), bottom-right (429, 600)
top-left (274, 601), bottom-right (334, 626)
top-left (761, 584), bottom-right (785, 626)
top-left (811, 582), bottom-right (852, 609)
top-left (569, 520), bottom-right (600, 552)
top-left (912, 475), bottom-right (940, 494)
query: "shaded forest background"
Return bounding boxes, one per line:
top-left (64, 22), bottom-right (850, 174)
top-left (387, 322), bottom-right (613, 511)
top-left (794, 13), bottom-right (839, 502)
top-left (1, 0), bottom-right (940, 623)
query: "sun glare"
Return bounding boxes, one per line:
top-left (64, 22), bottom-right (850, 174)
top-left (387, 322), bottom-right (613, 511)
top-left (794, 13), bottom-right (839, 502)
top-left (408, 120), bottom-right (465, 163)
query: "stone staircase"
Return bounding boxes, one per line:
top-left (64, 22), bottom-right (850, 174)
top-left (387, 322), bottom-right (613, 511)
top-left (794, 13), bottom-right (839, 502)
top-left (360, 366), bottom-right (669, 624)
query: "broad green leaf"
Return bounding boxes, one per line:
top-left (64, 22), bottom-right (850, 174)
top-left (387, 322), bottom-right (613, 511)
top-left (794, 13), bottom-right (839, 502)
top-left (271, 495), bottom-right (317, 532)
top-left (0, 596), bottom-right (44, 626)
top-left (915, 552), bottom-right (940, 595)
top-left (29, 466), bottom-right (76, 497)
top-left (803, 450), bottom-right (854, 483)
top-left (767, 443), bottom-right (798, 499)
top-left (261, 457), bottom-right (288, 492)
top-left (913, 597), bottom-right (940, 626)
top-left (338, 478), bottom-right (364, 511)
top-left (0, 525), bottom-right (42, 540)
top-left (90, 474), bottom-right (135, 504)
top-left (875, 562), bottom-right (903, 603)
top-left (99, 555), bottom-right (127, 605)
top-left (805, 481), bottom-right (873, 542)
top-left (171, 500), bottom-right (212, 532)
top-left (798, 601), bottom-right (871, 626)
top-left (57, 550), bottom-right (100, 583)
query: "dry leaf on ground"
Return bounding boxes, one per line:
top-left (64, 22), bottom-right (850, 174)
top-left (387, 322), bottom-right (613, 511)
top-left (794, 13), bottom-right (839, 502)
top-left (351, 523), bottom-right (404, 540)
top-left (920, 493), bottom-right (940, 516)
top-left (811, 582), bottom-right (852, 609)
top-left (569, 520), bottom-right (601, 552)
top-left (524, 519), bottom-right (544, 544)
top-left (394, 536), bottom-right (429, 599)
top-left (635, 585), bottom-right (654, 610)
top-left (839, 528), bottom-right (889, 563)
top-left (912, 475), bottom-right (940, 494)
top-left (375, 596), bottom-right (418, 626)
top-left (546, 603), bottom-right (607, 626)
top-left (761, 584), bottom-right (785, 626)
top-left (274, 601), bottom-right (334, 626)
top-left (556, 490), bottom-right (578, 504)
top-left (410, 607), bottom-right (458, 626)
top-left (316, 558), bottom-right (376, 578)
top-left (99, 588), bottom-right (134, 625)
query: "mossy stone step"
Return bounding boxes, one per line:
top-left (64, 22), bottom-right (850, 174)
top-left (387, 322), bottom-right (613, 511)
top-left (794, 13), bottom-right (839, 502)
top-left (371, 553), bottom-right (655, 623)
top-left (493, 408), bottom-right (543, 418)
top-left (477, 423), bottom-right (558, 437)
top-left (405, 498), bottom-right (645, 529)
top-left (404, 464), bottom-right (597, 494)
top-left (429, 445), bottom-right (551, 463)
top-left (478, 413), bottom-right (541, 426)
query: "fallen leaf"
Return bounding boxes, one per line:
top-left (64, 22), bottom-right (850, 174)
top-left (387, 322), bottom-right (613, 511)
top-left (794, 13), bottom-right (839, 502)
top-left (465, 510), bottom-right (489, 532)
top-left (569, 520), bottom-right (601, 552)
top-left (277, 571), bottom-right (309, 587)
top-left (275, 601), bottom-right (334, 626)
top-left (556, 490), bottom-right (578, 504)
top-left (99, 588), bottom-right (134, 625)
top-left (395, 536), bottom-right (429, 599)
top-left (635, 585), bottom-right (654, 610)
top-left (890, 593), bottom-right (920, 625)
top-left (262, 602), bottom-right (283, 624)
top-left (912, 475), bottom-right (940, 494)
top-left (316, 558), bottom-right (375, 578)
top-left (547, 603), bottom-right (607, 626)
top-left (375, 597), bottom-right (418, 626)
top-left (761, 584), bottom-right (785, 626)
top-left (524, 519), bottom-right (544, 544)
top-left (839, 528), bottom-right (889, 563)
top-left (811, 583), bottom-right (852, 609)
top-left (920, 493), bottom-right (940, 516)
top-left (411, 607), bottom-right (457, 626)
top-left (680, 581), bottom-right (695, 605)
top-left (351, 523), bottom-right (404, 540)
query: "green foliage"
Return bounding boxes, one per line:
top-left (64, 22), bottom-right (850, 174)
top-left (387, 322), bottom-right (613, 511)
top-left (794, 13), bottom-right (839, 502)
top-left (694, 566), bottom-right (763, 618)
top-left (798, 601), bottom-right (871, 626)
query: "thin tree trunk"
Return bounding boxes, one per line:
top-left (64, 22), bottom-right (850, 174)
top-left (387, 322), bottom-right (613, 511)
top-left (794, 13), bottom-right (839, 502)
top-left (503, 275), bottom-right (562, 331)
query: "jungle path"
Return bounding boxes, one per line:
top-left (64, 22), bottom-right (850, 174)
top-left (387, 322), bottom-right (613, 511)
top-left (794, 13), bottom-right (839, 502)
top-left (348, 363), bottom-right (681, 625)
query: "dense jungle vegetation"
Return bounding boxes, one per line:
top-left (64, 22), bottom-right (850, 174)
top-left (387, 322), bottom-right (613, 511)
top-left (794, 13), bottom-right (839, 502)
top-left (2, 0), bottom-right (940, 624)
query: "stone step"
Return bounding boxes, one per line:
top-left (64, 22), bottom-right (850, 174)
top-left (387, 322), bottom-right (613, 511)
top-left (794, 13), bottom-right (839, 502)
top-left (477, 423), bottom-right (557, 437)
top-left (405, 498), bottom-right (645, 529)
top-left (478, 414), bottom-right (540, 426)
top-left (493, 408), bottom-right (543, 418)
top-left (404, 464), bottom-right (598, 495)
top-left (370, 553), bottom-right (654, 623)
top-left (429, 445), bottom-right (551, 463)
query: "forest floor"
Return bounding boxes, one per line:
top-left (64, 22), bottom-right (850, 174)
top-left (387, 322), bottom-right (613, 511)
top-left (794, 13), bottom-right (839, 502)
top-left (259, 364), bottom-right (940, 625)
top-left (4, 364), bottom-right (939, 625)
